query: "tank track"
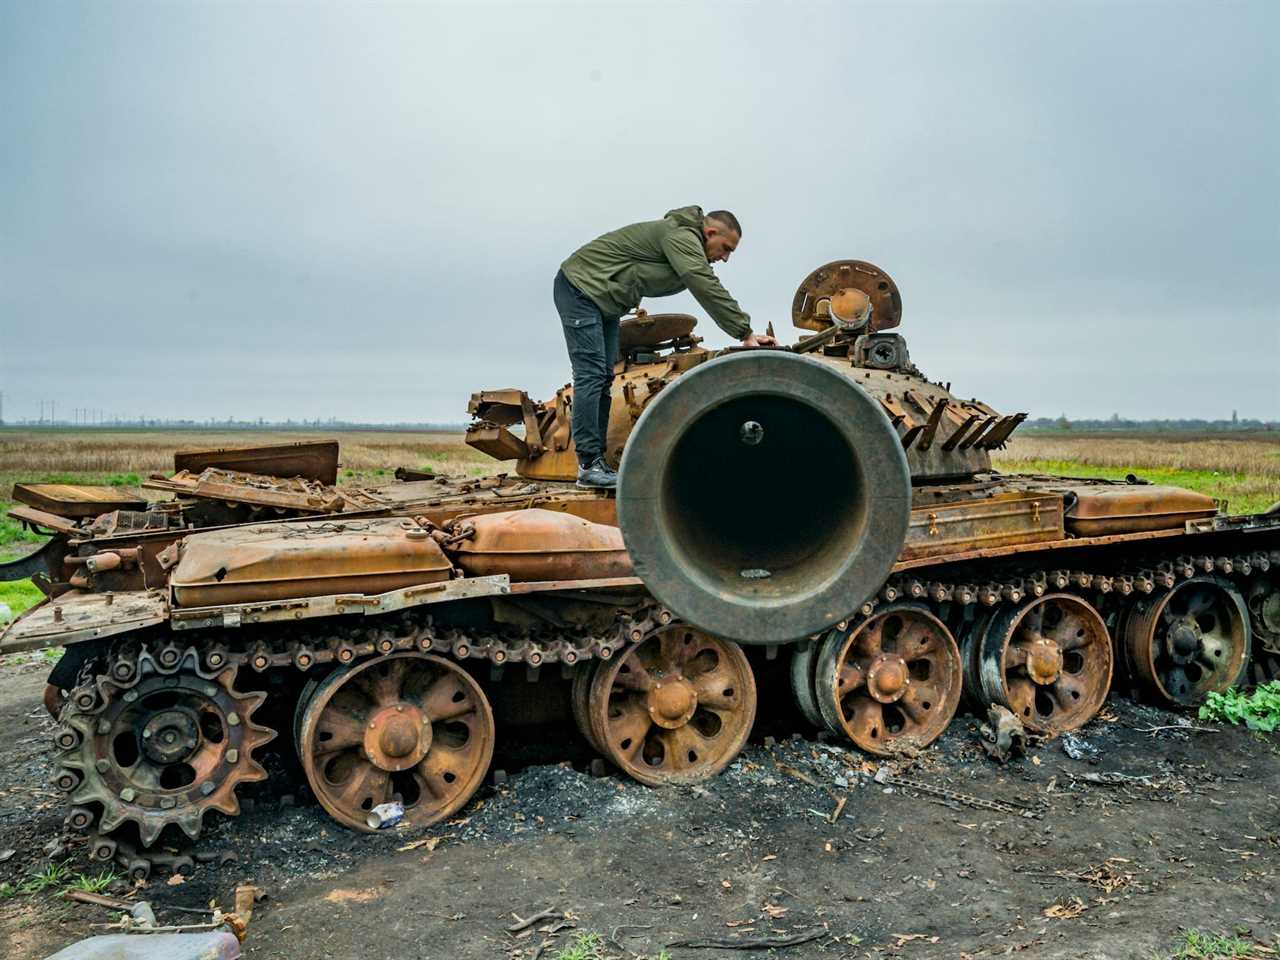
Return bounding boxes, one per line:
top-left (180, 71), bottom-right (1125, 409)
top-left (47, 547), bottom-right (1278, 877)
top-left (869, 547), bottom-right (1280, 686)
top-left (873, 549), bottom-right (1278, 621)
top-left (50, 604), bottom-right (668, 876)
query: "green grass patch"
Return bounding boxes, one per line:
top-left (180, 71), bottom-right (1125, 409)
top-left (0, 579), bottom-right (45, 618)
top-left (64, 869), bottom-right (119, 894)
top-left (1, 505), bottom-right (46, 548)
top-left (1157, 929), bottom-right (1270, 959)
top-left (549, 932), bottom-right (668, 960)
top-left (1199, 682), bottom-right (1280, 732)
top-left (992, 459), bottom-right (1277, 515)
top-left (0, 864), bottom-right (118, 899)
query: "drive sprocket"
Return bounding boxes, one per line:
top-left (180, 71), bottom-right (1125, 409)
top-left (53, 645), bottom-right (275, 848)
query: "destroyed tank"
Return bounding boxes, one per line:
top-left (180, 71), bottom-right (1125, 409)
top-left (3, 260), bottom-right (1278, 878)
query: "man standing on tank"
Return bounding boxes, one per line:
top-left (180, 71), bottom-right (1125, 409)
top-left (555, 206), bottom-right (776, 489)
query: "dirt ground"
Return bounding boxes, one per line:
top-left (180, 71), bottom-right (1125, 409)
top-left (1, 655), bottom-right (1277, 960)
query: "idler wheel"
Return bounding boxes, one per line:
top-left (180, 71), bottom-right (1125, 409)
top-left (570, 664), bottom-right (605, 754)
top-left (1245, 573), bottom-right (1280, 649)
top-left (1121, 577), bottom-right (1250, 706)
top-left (964, 593), bottom-right (1112, 733)
top-left (814, 605), bottom-right (962, 755)
top-left (586, 625), bottom-right (756, 786)
top-left (298, 653), bottom-right (494, 832)
top-left (788, 641), bottom-right (827, 731)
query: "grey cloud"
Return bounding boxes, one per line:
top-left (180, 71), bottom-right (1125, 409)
top-left (2, 0), bottom-right (1276, 423)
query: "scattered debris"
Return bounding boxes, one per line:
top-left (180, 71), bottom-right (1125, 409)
top-left (232, 883), bottom-right (263, 927)
top-left (63, 891), bottom-right (134, 911)
top-left (666, 929), bottom-right (828, 950)
top-left (980, 705), bottom-right (1027, 762)
top-left (1060, 732), bottom-right (1099, 762)
top-left (828, 796), bottom-right (847, 824)
top-left (1136, 724), bottom-right (1219, 735)
top-left (1059, 859), bottom-right (1133, 894)
top-left (1042, 895), bottom-right (1087, 919)
top-left (507, 908), bottom-right (564, 934)
top-left (397, 835), bottom-right (444, 853)
top-left (871, 770), bottom-right (1033, 817)
top-left (366, 801), bottom-right (404, 830)
top-left (892, 933), bottom-right (941, 947)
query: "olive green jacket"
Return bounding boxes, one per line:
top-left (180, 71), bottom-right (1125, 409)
top-left (560, 205), bottom-right (752, 340)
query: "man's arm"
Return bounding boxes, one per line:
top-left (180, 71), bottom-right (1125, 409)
top-left (659, 229), bottom-right (753, 340)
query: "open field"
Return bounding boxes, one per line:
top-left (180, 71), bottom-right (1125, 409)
top-left (993, 431), bottom-right (1280, 515)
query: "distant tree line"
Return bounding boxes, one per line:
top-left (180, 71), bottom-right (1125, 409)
top-left (2, 418), bottom-right (471, 431)
top-left (1030, 413), bottom-right (1276, 433)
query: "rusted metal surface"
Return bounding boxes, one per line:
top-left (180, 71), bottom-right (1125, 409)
top-left (442, 509), bottom-right (632, 583)
top-left (173, 439), bottom-right (339, 485)
top-left (297, 653), bottom-right (495, 831)
top-left (962, 594), bottom-right (1113, 734)
top-left (0, 590), bottom-right (168, 654)
top-left (53, 647), bottom-right (274, 847)
top-left (13, 483), bottom-right (146, 518)
top-left (7, 505), bottom-right (81, 535)
top-left (579, 625), bottom-right (756, 785)
top-left (1120, 577), bottom-right (1250, 705)
top-left (901, 490), bottom-right (1064, 560)
top-left (171, 518), bottom-right (455, 607)
top-left (813, 605), bottom-right (962, 754)
top-left (145, 468), bottom-right (346, 513)
top-left (618, 312), bottom-right (698, 351)
top-left (1062, 484), bottom-right (1217, 536)
top-left (790, 259), bottom-right (902, 333)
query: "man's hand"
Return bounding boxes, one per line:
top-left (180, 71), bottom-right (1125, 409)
top-left (740, 332), bottom-right (778, 348)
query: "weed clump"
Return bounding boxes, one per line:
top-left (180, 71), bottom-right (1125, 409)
top-left (1198, 681), bottom-right (1280, 732)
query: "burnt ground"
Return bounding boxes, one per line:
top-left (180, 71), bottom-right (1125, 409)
top-left (1, 655), bottom-right (1277, 960)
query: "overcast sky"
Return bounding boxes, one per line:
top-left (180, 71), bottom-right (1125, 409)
top-left (2, 0), bottom-right (1276, 424)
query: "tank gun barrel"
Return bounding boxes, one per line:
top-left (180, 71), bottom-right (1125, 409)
top-left (617, 350), bottom-right (911, 644)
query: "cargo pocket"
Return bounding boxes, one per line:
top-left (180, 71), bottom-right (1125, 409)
top-left (562, 313), bottom-right (606, 363)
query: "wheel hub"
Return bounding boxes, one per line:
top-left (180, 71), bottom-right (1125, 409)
top-left (364, 703), bottom-right (431, 771)
top-left (866, 654), bottom-right (909, 703)
top-left (1167, 618), bottom-right (1202, 664)
top-left (647, 676), bottom-right (697, 729)
top-left (139, 709), bottom-right (201, 765)
top-left (1261, 591), bottom-right (1280, 634)
top-left (1026, 639), bottom-right (1064, 685)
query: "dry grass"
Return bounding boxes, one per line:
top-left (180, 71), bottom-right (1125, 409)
top-left (0, 429), bottom-right (496, 501)
top-left (994, 431), bottom-right (1280, 515)
top-left (997, 433), bottom-right (1280, 479)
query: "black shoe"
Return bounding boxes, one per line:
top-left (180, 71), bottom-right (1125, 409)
top-left (576, 458), bottom-right (618, 489)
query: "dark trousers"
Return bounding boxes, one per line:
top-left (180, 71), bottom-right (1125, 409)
top-left (554, 270), bottom-right (620, 466)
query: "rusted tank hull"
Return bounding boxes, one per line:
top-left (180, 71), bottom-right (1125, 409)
top-left (7, 256), bottom-right (1278, 883)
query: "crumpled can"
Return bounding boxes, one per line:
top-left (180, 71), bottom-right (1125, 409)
top-left (365, 801), bottom-right (404, 830)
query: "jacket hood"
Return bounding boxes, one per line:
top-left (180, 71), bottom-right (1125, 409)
top-left (664, 205), bottom-right (705, 231)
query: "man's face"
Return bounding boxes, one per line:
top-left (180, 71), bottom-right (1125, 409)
top-left (703, 221), bottom-right (740, 264)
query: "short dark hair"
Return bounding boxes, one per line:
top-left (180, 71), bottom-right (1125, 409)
top-left (705, 210), bottom-right (742, 236)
